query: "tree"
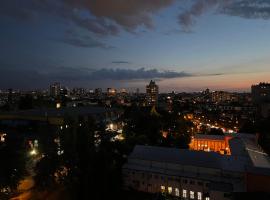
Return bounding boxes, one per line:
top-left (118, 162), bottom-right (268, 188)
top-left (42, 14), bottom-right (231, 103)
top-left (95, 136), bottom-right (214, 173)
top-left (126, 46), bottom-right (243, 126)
top-left (0, 136), bottom-right (27, 197)
top-left (18, 94), bottom-right (34, 110)
top-left (34, 114), bottom-right (127, 200)
top-left (208, 128), bottom-right (224, 135)
top-left (122, 105), bottom-right (193, 149)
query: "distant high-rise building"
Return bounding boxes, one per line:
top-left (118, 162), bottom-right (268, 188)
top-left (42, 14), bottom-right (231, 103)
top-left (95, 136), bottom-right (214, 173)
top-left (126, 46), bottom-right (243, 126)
top-left (211, 91), bottom-right (232, 103)
top-left (251, 82), bottom-right (270, 104)
top-left (72, 87), bottom-right (86, 97)
top-left (60, 87), bottom-right (69, 98)
top-left (136, 88), bottom-right (140, 95)
top-left (50, 82), bottom-right (61, 97)
top-left (146, 80), bottom-right (159, 106)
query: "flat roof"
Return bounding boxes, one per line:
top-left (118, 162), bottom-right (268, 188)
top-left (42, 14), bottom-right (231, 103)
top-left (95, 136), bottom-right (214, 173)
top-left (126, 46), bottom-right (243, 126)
top-left (129, 145), bottom-right (225, 169)
top-left (234, 134), bottom-right (270, 169)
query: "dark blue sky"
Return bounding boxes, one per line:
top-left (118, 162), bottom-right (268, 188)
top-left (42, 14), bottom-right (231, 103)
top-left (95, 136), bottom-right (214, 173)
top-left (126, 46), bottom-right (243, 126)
top-left (1, 0), bottom-right (270, 92)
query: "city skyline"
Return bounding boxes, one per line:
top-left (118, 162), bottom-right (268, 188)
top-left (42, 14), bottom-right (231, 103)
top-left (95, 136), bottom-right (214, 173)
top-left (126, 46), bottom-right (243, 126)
top-left (1, 0), bottom-right (270, 92)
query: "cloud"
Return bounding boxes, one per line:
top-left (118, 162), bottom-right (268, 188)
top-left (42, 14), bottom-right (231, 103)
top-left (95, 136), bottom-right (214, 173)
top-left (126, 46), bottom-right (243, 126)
top-left (3, 1), bottom-right (270, 35)
top-left (46, 67), bottom-right (192, 81)
top-left (222, 0), bottom-right (270, 19)
top-left (112, 61), bottom-right (130, 64)
top-left (178, 0), bottom-right (270, 31)
top-left (178, 0), bottom-right (228, 31)
top-left (0, 67), bottom-right (47, 89)
top-left (0, 66), bottom-right (193, 89)
top-left (0, 1), bottom-right (34, 21)
top-left (0, 64), bottom-right (230, 90)
top-left (0, 0), bottom-right (175, 36)
top-left (63, 0), bottom-right (175, 32)
top-left (89, 68), bottom-right (191, 80)
top-left (54, 29), bottom-right (113, 49)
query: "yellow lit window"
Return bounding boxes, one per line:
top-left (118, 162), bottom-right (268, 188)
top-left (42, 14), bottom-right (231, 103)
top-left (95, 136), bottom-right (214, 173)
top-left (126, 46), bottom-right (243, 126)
top-left (198, 192), bottom-right (202, 200)
top-left (183, 189), bottom-right (187, 198)
top-left (190, 191), bottom-right (195, 199)
top-left (168, 187), bottom-right (172, 194)
top-left (175, 188), bottom-right (180, 196)
top-left (161, 185), bottom-right (165, 193)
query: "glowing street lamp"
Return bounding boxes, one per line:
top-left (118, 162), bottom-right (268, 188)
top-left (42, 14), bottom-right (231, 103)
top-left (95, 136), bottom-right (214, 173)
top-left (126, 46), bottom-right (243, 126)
top-left (29, 149), bottom-right (37, 156)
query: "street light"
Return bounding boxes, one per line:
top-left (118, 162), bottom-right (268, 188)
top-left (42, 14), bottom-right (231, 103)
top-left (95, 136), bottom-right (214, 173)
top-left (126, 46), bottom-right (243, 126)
top-left (29, 149), bottom-right (37, 156)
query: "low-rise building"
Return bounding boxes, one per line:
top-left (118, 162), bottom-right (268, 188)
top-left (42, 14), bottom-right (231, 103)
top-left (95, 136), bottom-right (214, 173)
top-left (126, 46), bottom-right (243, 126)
top-left (123, 134), bottom-right (270, 199)
top-left (189, 134), bottom-right (231, 155)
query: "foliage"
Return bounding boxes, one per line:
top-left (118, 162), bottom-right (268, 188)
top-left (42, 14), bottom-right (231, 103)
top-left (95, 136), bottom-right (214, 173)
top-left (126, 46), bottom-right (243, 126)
top-left (18, 94), bottom-right (34, 110)
top-left (208, 128), bottom-right (224, 135)
top-left (0, 136), bottom-right (27, 194)
top-left (122, 105), bottom-right (193, 149)
top-left (34, 115), bottom-right (127, 199)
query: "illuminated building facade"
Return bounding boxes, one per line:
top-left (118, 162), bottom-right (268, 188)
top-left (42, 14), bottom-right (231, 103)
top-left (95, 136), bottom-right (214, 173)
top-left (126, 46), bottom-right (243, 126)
top-left (146, 80), bottom-right (159, 106)
top-left (189, 134), bottom-right (231, 155)
top-left (211, 91), bottom-right (232, 103)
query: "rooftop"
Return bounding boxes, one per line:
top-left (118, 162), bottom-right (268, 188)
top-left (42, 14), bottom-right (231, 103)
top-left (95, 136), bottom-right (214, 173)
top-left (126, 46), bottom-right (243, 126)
top-left (127, 133), bottom-right (270, 175)
top-left (130, 145), bottom-right (225, 170)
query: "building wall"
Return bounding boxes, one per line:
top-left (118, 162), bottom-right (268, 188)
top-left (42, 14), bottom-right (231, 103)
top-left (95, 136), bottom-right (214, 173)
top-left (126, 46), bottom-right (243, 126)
top-left (189, 137), bottom-right (231, 155)
top-left (251, 83), bottom-right (270, 104)
top-left (246, 173), bottom-right (270, 192)
top-left (123, 155), bottom-right (246, 199)
top-left (123, 167), bottom-right (233, 200)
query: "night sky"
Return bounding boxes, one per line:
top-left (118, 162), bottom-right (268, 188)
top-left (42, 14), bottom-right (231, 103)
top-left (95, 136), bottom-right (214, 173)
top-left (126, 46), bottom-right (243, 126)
top-left (1, 0), bottom-right (270, 92)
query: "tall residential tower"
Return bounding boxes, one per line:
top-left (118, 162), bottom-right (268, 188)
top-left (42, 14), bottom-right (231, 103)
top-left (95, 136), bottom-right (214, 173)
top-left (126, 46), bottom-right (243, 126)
top-left (146, 80), bottom-right (159, 106)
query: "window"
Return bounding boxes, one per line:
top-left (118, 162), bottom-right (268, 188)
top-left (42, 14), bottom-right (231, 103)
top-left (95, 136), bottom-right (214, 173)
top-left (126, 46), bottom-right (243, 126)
top-left (183, 189), bottom-right (187, 198)
top-left (198, 192), bottom-right (202, 200)
top-left (183, 179), bottom-right (188, 184)
top-left (161, 186), bottom-right (165, 193)
top-left (190, 180), bottom-right (195, 185)
top-left (190, 191), bottom-right (195, 199)
top-left (175, 188), bottom-right (180, 197)
top-left (168, 187), bottom-right (172, 194)
top-left (205, 197), bottom-right (210, 200)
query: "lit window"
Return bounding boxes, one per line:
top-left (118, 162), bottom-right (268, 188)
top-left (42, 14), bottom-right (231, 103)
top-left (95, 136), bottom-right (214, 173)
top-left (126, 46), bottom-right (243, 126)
top-left (161, 186), bottom-right (165, 193)
top-left (183, 189), bottom-right (187, 198)
top-left (198, 192), bottom-right (202, 200)
top-left (168, 187), bottom-right (172, 194)
top-left (205, 197), bottom-right (210, 200)
top-left (190, 191), bottom-right (195, 199)
top-left (175, 188), bottom-right (180, 196)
